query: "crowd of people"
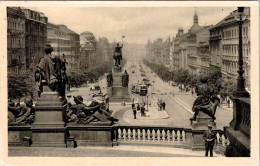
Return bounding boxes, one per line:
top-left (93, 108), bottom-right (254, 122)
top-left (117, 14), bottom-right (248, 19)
top-left (132, 103), bottom-right (148, 119)
top-left (157, 100), bottom-right (166, 111)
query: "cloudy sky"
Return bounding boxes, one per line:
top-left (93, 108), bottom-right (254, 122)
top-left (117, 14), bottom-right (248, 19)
top-left (31, 7), bottom-right (236, 44)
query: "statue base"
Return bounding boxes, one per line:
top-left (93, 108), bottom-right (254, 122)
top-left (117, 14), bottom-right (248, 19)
top-left (191, 112), bottom-right (216, 151)
top-left (8, 125), bottom-right (31, 146)
top-left (67, 122), bottom-right (117, 147)
top-left (31, 87), bottom-right (67, 147)
top-left (108, 67), bottom-right (131, 102)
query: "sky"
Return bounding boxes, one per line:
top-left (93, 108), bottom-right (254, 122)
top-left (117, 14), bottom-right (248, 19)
top-left (31, 7), bottom-right (236, 44)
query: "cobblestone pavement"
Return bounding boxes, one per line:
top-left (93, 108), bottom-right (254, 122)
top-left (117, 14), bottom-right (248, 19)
top-left (8, 145), bottom-right (221, 157)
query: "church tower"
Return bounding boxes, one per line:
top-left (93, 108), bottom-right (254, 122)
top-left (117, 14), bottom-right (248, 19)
top-left (193, 8), bottom-right (198, 24)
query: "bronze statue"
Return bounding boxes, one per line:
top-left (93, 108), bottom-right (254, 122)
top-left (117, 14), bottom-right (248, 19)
top-left (113, 43), bottom-right (123, 67)
top-left (107, 71), bottom-right (113, 87)
top-left (8, 97), bottom-right (34, 124)
top-left (122, 70), bottom-right (129, 87)
top-left (35, 44), bottom-right (67, 98)
top-left (66, 95), bottom-right (118, 124)
top-left (190, 76), bottom-right (220, 122)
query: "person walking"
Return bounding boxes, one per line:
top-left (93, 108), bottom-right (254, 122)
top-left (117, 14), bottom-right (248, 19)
top-left (132, 104), bottom-right (137, 119)
top-left (137, 103), bottom-right (140, 112)
top-left (162, 101), bottom-right (166, 110)
top-left (203, 124), bottom-right (216, 157)
top-left (141, 104), bottom-right (145, 117)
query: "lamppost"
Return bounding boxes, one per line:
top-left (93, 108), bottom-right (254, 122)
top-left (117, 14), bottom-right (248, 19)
top-left (233, 7), bottom-right (250, 98)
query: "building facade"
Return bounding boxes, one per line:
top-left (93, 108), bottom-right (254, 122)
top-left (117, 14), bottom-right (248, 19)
top-left (7, 7), bottom-right (26, 75)
top-left (209, 7), bottom-right (250, 88)
top-left (22, 8), bottom-right (48, 72)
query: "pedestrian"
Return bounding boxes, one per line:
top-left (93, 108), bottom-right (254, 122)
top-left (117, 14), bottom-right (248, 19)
top-left (157, 100), bottom-right (160, 111)
top-left (137, 103), bottom-right (140, 112)
top-left (141, 104), bottom-right (145, 117)
top-left (227, 99), bottom-right (230, 108)
top-left (132, 105), bottom-right (137, 119)
top-left (203, 124), bottom-right (216, 157)
top-left (162, 101), bottom-right (166, 110)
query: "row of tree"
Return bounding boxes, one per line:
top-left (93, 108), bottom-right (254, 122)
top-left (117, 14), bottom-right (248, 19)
top-left (67, 61), bottom-right (114, 88)
top-left (143, 59), bottom-right (237, 100)
top-left (8, 60), bottom-right (118, 101)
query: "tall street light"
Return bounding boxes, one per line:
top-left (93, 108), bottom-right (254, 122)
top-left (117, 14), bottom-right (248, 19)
top-left (233, 7), bottom-right (250, 98)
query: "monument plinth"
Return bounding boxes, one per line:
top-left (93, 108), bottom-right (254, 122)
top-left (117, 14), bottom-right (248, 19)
top-left (67, 122), bottom-right (117, 147)
top-left (107, 67), bottom-right (131, 102)
top-left (31, 86), bottom-right (67, 147)
top-left (191, 112), bottom-right (216, 150)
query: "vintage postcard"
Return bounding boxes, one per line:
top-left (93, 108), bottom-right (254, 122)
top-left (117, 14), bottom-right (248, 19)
top-left (0, 1), bottom-right (259, 165)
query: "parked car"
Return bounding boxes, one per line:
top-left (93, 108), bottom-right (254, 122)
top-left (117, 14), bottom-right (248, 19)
top-left (90, 85), bottom-right (101, 91)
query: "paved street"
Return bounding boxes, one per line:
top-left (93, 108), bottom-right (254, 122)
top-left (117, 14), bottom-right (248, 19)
top-left (66, 61), bottom-right (233, 130)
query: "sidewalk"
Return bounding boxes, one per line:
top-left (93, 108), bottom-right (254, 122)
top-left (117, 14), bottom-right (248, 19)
top-left (8, 145), bottom-right (221, 157)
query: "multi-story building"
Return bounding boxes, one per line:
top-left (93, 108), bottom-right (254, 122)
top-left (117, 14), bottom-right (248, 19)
top-left (22, 8), bottom-right (48, 72)
top-left (98, 37), bottom-right (112, 62)
top-left (80, 31), bottom-right (97, 70)
top-left (47, 23), bottom-right (71, 57)
top-left (209, 7), bottom-right (250, 88)
top-left (172, 28), bottom-right (184, 70)
top-left (7, 7), bottom-right (26, 75)
top-left (56, 25), bottom-right (80, 73)
top-left (162, 36), bottom-right (171, 67)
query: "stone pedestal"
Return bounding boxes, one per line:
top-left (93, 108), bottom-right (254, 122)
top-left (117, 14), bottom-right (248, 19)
top-left (108, 67), bottom-right (131, 102)
top-left (67, 122), bottom-right (117, 147)
top-left (191, 112), bottom-right (216, 151)
top-left (225, 97), bottom-right (250, 157)
top-left (31, 87), bottom-right (67, 147)
top-left (8, 125), bottom-right (31, 146)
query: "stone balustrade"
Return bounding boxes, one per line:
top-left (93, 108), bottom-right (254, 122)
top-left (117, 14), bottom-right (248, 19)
top-left (115, 125), bottom-right (229, 153)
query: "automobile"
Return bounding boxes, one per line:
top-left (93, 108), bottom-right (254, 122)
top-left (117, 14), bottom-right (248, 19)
top-left (90, 85), bottom-right (101, 91)
top-left (171, 82), bottom-right (178, 86)
top-left (141, 73), bottom-right (146, 77)
top-left (142, 78), bottom-right (150, 86)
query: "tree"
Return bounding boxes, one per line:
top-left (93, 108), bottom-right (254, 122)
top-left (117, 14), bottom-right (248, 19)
top-left (8, 72), bottom-right (36, 101)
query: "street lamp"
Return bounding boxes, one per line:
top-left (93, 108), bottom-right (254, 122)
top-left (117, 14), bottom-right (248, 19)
top-left (233, 7), bottom-right (250, 98)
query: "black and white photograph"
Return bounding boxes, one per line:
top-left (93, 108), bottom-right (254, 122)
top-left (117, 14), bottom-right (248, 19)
top-left (0, 1), bottom-right (259, 165)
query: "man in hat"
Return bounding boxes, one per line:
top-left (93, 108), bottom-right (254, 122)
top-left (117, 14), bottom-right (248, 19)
top-left (203, 124), bottom-right (216, 157)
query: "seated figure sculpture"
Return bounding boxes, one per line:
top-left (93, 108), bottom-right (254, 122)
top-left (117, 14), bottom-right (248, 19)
top-left (35, 44), bottom-right (67, 98)
top-left (190, 76), bottom-right (220, 122)
top-left (8, 97), bottom-right (34, 124)
top-left (66, 95), bottom-right (118, 124)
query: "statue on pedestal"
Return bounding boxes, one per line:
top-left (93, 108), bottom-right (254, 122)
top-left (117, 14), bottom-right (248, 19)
top-left (8, 97), bottom-right (34, 124)
top-left (113, 43), bottom-right (123, 67)
top-left (122, 70), bottom-right (129, 87)
top-left (107, 71), bottom-right (113, 87)
top-left (35, 44), bottom-right (67, 98)
top-left (190, 76), bottom-right (220, 122)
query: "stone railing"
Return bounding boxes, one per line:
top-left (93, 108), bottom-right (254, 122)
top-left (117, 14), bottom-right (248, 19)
top-left (114, 125), bottom-right (229, 154)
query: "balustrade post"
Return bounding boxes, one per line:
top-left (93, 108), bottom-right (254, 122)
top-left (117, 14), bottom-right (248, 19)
top-left (133, 129), bottom-right (136, 141)
top-left (157, 129), bottom-right (161, 142)
top-left (152, 129), bottom-right (155, 142)
top-left (183, 128), bottom-right (192, 149)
